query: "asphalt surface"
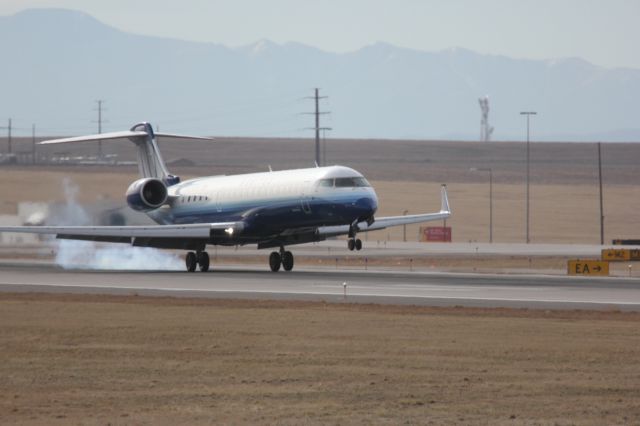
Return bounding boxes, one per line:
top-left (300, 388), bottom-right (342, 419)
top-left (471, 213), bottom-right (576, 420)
top-left (172, 241), bottom-right (640, 258)
top-left (3, 241), bottom-right (634, 259)
top-left (1, 262), bottom-right (640, 311)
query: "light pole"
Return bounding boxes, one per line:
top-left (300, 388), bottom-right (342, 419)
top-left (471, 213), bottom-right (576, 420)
top-left (597, 142), bottom-right (604, 245)
top-left (520, 111), bottom-right (537, 243)
top-left (470, 168), bottom-right (493, 243)
top-left (403, 210), bottom-right (409, 242)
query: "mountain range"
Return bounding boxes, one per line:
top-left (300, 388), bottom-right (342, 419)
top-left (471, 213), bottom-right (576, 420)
top-left (1, 8), bottom-right (639, 141)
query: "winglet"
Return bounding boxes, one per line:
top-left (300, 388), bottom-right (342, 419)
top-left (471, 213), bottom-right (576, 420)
top-left (440, 184), bottom-right (451, 214)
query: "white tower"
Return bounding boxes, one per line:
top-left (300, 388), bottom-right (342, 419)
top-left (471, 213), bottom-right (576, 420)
top-left (479, 96), bottom-right (494, 142)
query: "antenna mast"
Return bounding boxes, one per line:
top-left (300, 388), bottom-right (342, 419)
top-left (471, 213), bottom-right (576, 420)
top-left (479, 96), bottom-right (494, 142)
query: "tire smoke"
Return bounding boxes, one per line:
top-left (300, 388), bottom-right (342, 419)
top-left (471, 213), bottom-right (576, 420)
top-left (53, 178), bottom-right (184, 271)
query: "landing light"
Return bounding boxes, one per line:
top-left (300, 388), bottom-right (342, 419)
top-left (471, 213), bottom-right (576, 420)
top-left (225, 227), bottom-right (234, 236)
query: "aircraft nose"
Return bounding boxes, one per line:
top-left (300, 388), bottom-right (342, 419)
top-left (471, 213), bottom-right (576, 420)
top-left (355, 193), bottom-right (378, 220)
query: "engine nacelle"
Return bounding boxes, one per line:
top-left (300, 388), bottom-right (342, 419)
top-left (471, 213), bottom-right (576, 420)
top-left (126, 178), bottom-right (168, 211)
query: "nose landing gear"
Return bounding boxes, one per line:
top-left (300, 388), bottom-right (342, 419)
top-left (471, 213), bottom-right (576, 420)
top-left (269, 247), bottom-right (294, 272)
top-left (347, 220), bottom-right (363, 251)
top-left (185, 251), bottom-right (210, 272)
top-left (347, 238), bottom-right (363, 251)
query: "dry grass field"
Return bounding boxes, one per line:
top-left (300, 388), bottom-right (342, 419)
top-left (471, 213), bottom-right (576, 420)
top-left (7, 136), bottom-right (639, 184)
top-left (1, 167), bottom-right (638, 244)
top-left (2, 136), bottom-right (639, 244)
top-left (1, 293), bottom-right (639, 425)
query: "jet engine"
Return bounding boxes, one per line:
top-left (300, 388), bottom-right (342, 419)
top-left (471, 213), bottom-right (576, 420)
top-left (126, 178), bottom-right (168, 211)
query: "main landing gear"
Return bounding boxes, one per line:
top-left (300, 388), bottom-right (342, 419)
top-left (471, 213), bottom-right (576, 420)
top-left (347, 220), bottom-right (363, 251)
top-left (347, 238), bottom-right (363, 251)
top-left (185, 251), bottom-right (210, 272)
top-left (269, 247), bottom-right (294, 272)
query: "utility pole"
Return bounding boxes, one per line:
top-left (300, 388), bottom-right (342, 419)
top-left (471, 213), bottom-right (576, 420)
top-left (489, 169), bottom-right (493, 243)
top-left (32, 123), bottom-right (36, 165)
top-left (94, 100), bottom-right (106, 159)
top-left (597, 142), bottom-right (604, 245)
top-left (520, 111), bottom-right (537, 243)
top-left (403, 210), bottom-right (409, 242)
top-left (314, 88), bottom-right (321, 165)
top-left (0, 118), bottom-right (12, 154)
top-left (470, 168), bottom-right (493, 243)
top-left (305, 89), bottom-right (330, 166)
top-left (8, 118), bottom-right (11, 154)
top-left (322, 128), bottom-right (327, 166)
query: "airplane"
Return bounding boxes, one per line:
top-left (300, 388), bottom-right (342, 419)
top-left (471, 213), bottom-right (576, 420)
top-left (0, 122), bottom-right (451, 272)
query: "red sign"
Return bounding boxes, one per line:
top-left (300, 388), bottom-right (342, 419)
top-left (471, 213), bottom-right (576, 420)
top-left (422, 226), bottom-right (452, 242)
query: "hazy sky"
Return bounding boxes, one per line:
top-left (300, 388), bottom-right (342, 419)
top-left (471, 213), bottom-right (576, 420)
top-left (0, 0), bottom-right (640, 68)
top-left (1, 0), bottom-right (639, 69)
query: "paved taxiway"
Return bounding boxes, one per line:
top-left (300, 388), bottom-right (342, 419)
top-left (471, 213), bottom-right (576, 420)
top-left (1, 262), bottom-right (640, 310)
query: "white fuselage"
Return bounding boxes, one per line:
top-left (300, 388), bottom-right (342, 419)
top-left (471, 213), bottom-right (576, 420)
top-left (148, 165), bottom-right (379, 230)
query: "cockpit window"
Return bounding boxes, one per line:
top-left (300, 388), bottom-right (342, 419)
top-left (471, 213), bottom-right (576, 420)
top-left (354, 177), bottom-right (370, 187)
top-left (335, 177), bottom-right (371, 188)
top-left (318, 177), bottom-right (371, 188)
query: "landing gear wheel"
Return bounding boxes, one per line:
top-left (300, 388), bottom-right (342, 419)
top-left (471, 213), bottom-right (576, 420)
top-left (198, 252), bottom-right (210, 272)
top-left (355, 239), bottom-right (362, 251)
top-left (347, 239), bottom-right (356, 251)
top-left (282, 251), bottom-right (294, 271)
top-left (269, 251), bottom-right (282, 272)
top-left (185, 252), bottom-right (197, 272)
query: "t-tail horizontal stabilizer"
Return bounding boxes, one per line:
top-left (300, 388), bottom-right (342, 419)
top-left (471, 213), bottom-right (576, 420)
top-left (39, 126), bottom-right (214, 145)
top-left (38, 122), bottom-right (213, 181)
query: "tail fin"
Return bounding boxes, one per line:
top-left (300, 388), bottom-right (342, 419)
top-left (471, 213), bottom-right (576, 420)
top-left (130, 122), bottom-right (171, 181)
top-left (40, 122), bottom-right (213, 184)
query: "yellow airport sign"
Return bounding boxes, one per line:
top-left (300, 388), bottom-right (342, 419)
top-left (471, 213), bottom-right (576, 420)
top-left (601, 249), bottom-right (640, 262)
top-left (568, 260), bottom-right (609, 276)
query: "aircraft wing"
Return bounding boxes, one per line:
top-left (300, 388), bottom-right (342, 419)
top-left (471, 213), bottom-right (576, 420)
top-left (0, 222), bottom-right (243, 250)
top-left (317, 185), bottom-right (451, 237)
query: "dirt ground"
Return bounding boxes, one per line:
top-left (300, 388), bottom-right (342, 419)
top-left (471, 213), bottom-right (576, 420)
top-left (1, 293), bottom-right (639, 425)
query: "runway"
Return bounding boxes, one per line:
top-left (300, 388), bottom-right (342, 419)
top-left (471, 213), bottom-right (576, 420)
top-left (2, 262), bottom-right (640, 310)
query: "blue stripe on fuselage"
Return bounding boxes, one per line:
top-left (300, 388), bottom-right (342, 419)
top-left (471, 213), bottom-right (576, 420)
top-left (150, 191), bottom-right (377, 237)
